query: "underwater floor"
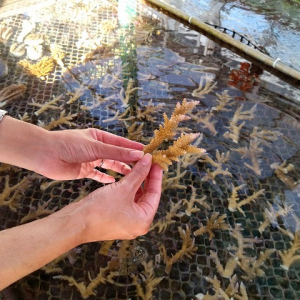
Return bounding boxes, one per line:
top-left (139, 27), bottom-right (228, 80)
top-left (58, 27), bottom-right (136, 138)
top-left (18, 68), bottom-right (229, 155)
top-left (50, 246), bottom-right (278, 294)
top-left (0, 0), bottom-right (300, 299)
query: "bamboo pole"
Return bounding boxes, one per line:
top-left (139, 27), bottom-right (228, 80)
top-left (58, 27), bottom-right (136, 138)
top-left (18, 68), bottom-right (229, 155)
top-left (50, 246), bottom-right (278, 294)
top-left (143, 0), bottom-right (300, 87)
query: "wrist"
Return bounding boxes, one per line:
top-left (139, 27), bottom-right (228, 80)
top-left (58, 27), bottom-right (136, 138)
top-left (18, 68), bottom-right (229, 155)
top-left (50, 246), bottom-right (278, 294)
top-left (0, 116), bottom-right (52, 171)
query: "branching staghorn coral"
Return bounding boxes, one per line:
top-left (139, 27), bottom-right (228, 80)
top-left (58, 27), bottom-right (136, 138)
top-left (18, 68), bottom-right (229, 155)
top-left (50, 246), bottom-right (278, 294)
top-left (19, 57), bottom-right (56, 80)
top-left (55, 259), bottom-right (120, 299)
top-left (191, 111), bottom-right (217, 136)
top-left (0, 175), bottom-right (33, 211)
top-left (180, 133), bottom-right (204, 168)
top-left (212, 90), bottom-right (234, 112)
top-left (270, 161), bottom-right (297, 189)
top-left (200, 150), bottom-right (232, 184)
top-left (227, 184), bottom-right (265, 216)
top-left (136, 100), bottom-right (165, 122)
top-left (18, 112), bottom-right (30, 122)
top-left (210, 250), bottom-right (237, 278)
top-left (119, 78), bottom-right (142, 107)
top-left (162, 162), bottom-right (187, 191)
top-left (223, 104), bottom-right (256, 143)
top-left (258, 202), bottom-right (293, 233)
top-left (0, 24), bottom-right (13, 44)
top-left (152, 133), bottom-right (205, 171)
top-left (238, 249), bottom-right (275, 281)
top-left (67, 86), bottom-right (88, 104)
top-left (41, 248), bottom-right (81, 274)
top-left (229, 225), bottom-right (273, 281)
top-left (183, 185), bottom-right (209, 216)
top-left (125, 121), bottom-right (144, 142)
top-left (80, 94), bottom-right (109, 111)
top-left (150, 200), bottom-right (184, 233)
top-left (0, 84), bottom-right (26, 108)
top-left (38, 110), bottom-right (77, 130)
top-left (234, 138), bottom-right (263, 176)
top-left (192, 74), bottom-right (217, 98)
top-left (194, 212), bottom-right (229, 240)
top-left (196, 275), bottom-right (249, 300)
top-left (131, 260), bottom-right (164, 300)
top-left (29, 94), bottom-right (63, 116)
top-left (278, 231), bottom-right (300, 270)
top-left (144, 99), bottom-right (199, 153)
top-left (20, 199), bottom-right (58, 224)
top-left (50, 44), bottom-right (66, 68)
top-left (160, 225), bottom-right (197, 273)
top-left (144, 99), bottom-right (205, 170)
top-left (250, 126), bottom-right (282, 144)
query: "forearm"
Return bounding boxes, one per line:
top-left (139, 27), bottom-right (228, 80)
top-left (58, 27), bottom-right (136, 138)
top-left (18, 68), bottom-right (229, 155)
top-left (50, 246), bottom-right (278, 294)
top-left (0, 201), bottom-right (84, 290)
top-left (0, 116), bottom-right (52, 171)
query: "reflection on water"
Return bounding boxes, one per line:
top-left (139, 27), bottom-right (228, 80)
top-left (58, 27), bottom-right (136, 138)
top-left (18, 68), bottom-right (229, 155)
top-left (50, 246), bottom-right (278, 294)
top-left (171, 0), bottom-right (300, 71)
top-left (0, 0), bottom-right (300, 299)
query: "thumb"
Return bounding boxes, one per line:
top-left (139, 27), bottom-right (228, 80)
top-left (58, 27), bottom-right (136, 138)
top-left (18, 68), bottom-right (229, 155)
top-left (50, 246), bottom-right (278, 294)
top-left (121, 153), bottom-right (152, 191)
top-left (91, 142), bottom-right (144, 163)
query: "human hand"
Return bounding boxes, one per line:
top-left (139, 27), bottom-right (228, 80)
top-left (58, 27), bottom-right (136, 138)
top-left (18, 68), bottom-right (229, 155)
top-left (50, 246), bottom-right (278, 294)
top-left (36, 128), bottom-right (145, 183)
top-left (67, 153), bottom-right (163, 241)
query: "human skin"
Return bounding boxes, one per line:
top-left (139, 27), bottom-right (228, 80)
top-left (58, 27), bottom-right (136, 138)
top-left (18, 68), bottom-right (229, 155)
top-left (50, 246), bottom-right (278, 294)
top-left (0, 116), bottom-right (145, 182)
top-left (0, 116), bottom-right (163, 289)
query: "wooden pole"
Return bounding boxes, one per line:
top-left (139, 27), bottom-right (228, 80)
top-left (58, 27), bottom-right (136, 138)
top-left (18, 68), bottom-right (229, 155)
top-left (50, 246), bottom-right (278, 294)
top-left (143, 0), bottom-right (300, 87)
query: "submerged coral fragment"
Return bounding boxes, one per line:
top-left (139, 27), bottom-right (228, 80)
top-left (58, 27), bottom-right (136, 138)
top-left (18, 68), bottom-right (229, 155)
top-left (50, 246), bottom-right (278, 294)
top-left (258, 202), bottom-right (293, 233)
top-left (192, 111), bottom-right (217, 136)
top-left (200, 150), bottom-right (232, 183)
top-left (162, 162), bottom-right (187, 191)
top-left (0, 84), bottom-right (26, 108)
top-left (19, 57), bottom-right (55, 79)
top-left (212, 90), bottom-right (234, 112)
top-left (119, 78), bottom-right (142, 107)
top-left (55, 259), bottom-right (120, 298)
top-left (0, 175), bottom-right (33, 211)
top-left (250, 126), bottom-right (282, 144)
top-left (150, 200), bottom-right (184, 233)
top-left (210, 250), bottom-right (237, 278)
top-left (20, 199), bottom-right (58, 224)
top-left (192, 74), bottom-right (217, 98)
top-left (29, 94), bottom-right (63, 116)
top-left (0, 24), bottom-right (13, 44)
top-left (279, 232), bottom-right (300, 270)
top-left (234, 138), bottom-right (263, 176)
top-left (160, 225), bottom-right (197, 273)
top-left (271, 161), bottom-right (297, 189)
top-left (131, 260), bottom-right (164, 300)
top-left (238, 249), bottom-right (275, 280)
top-left (223, 104), bottom-right (256, 143)
top-left (38, 110), bottom-right (77, 130)
top-left (227, 184), bottom-right (264, 216)
top-left (194, 212), bottom-right (229, 240)
top-left (183, 185), bottom-right (210, 216)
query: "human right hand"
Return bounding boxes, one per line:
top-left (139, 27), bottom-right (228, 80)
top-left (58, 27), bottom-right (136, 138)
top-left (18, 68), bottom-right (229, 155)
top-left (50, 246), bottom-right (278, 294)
top-left (65, 153), bottom-right (163, 242)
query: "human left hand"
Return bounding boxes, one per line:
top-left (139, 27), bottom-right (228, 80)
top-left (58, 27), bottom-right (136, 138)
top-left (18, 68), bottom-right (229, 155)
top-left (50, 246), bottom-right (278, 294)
top-left (36, 128), bottom-right (144, 183)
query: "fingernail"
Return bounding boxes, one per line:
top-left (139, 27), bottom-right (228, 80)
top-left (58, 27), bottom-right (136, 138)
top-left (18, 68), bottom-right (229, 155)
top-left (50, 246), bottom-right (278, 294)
top-left (141, 153), bottom-right (152, 166)
top-left (130, 150), bottom-right (144, 159)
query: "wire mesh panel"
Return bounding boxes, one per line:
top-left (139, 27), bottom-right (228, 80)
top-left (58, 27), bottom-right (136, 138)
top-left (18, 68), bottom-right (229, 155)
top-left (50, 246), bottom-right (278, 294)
top-left (0, 1), bottom-right (300, 299)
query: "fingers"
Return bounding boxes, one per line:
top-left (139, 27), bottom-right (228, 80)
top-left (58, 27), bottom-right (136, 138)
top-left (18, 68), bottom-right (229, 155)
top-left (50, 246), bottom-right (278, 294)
top-left (94, 130), bottom-right (144, 151)
top-left (121, 153), bottom-right (152, 193)
top-left (91, 142), bottom-right (144, 163)
top-left (101, 159), bottom-right (131, 175)
top-left (87, 169), bottom-right (116, 183)
top-left (136, 164), bottom-right (163, 217)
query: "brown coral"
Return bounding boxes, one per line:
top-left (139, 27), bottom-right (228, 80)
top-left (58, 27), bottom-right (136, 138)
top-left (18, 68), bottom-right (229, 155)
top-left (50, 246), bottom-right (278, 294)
top-left (144, 99), bottom-right (205, 170)
top-left (19, 57), bottom-right (56, 79)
